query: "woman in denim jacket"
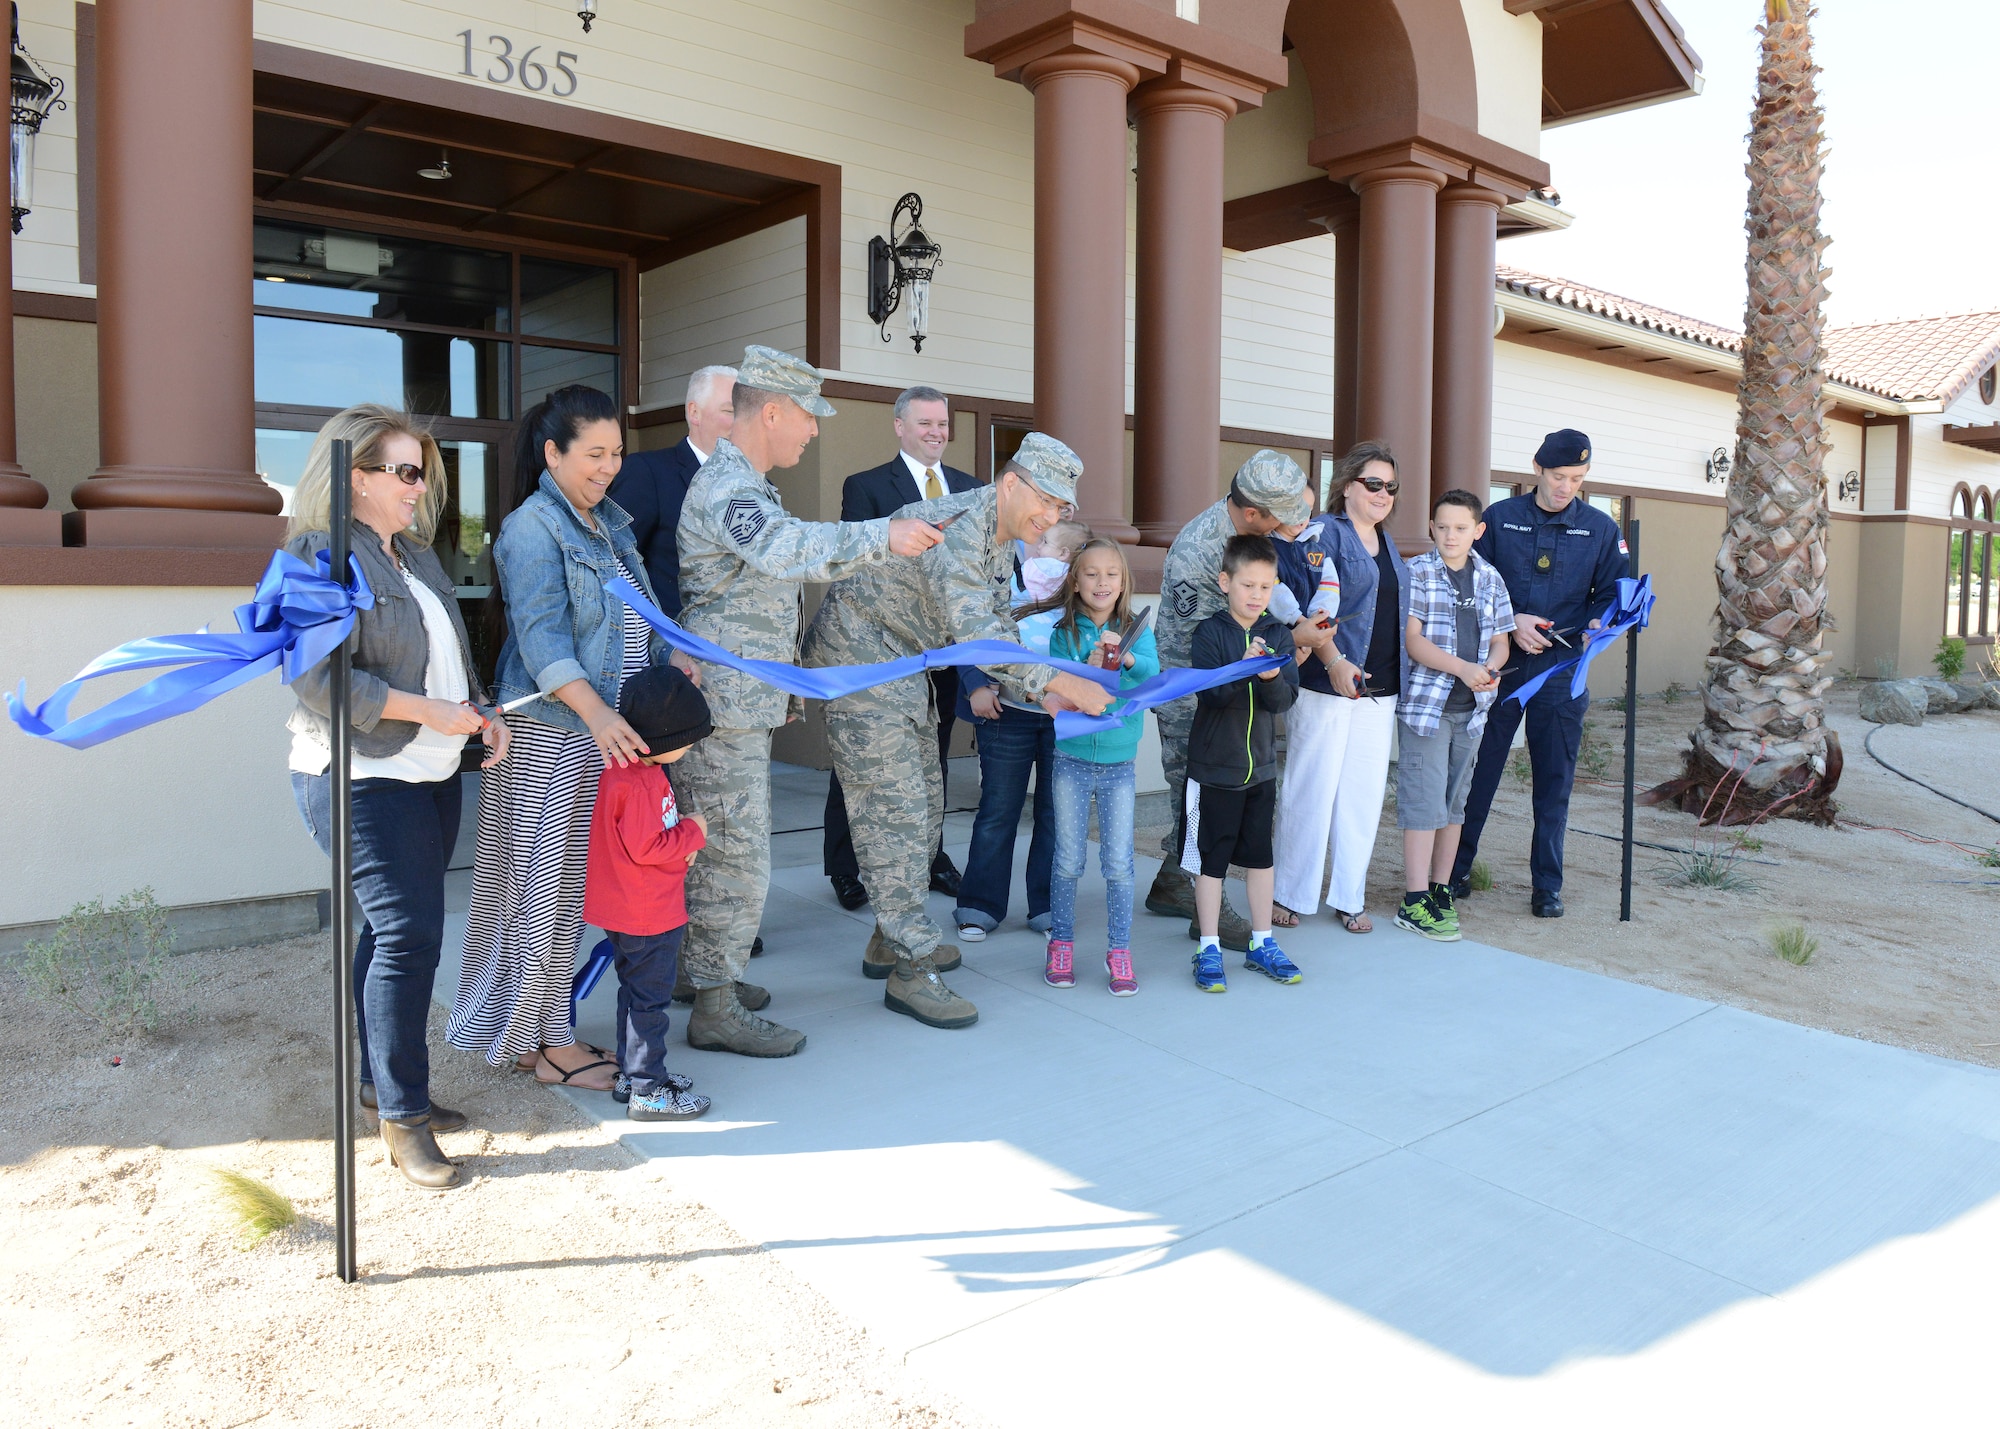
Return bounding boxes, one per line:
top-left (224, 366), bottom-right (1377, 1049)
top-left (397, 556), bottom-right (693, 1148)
top-left (446, 385), bottom-right (670, 1091)
top-left (1273, 442), bottom-right (1410, 933)
top-left (286, 404), bottom-right (510, 1191)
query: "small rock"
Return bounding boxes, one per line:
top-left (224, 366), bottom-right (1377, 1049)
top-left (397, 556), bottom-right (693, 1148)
top-left (1858, 681), bottom-right (1924, 726)
top-left (1965, 680), bottom-right (2000, 712)
top-left (1915, 677), bottom-right (1980, 714)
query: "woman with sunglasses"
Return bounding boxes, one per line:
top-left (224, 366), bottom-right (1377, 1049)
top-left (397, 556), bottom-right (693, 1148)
top-left (284, 404), bottom-right (512, 1192)
top-left (1273, 441), bottom-right (1409, 934)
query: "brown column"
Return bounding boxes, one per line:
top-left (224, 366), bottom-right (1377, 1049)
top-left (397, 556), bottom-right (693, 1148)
top-left (1331, 212), bottom-right (1359, 459)
top-left (1432, 184), bottom-right (1505, 510)
top-left (0, 141), bottom-right (59, 545)
top-left (1132, 80), bottom-right (1234, 547)
top-left (69, 0), bottom-right (280, 547)
top-left (1022, 52), bottom-right (1140, 541)
top-left (1352, 164), bottom-right (1445, 552)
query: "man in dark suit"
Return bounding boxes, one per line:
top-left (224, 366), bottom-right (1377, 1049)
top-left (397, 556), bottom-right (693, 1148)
top-left (606, 363), bottom-right (736, 616)
top-left (824, 384), bottom-right (980, 910)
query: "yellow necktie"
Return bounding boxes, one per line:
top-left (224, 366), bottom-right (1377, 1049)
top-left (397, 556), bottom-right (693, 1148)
top-left (924, 467), bottom-right (944, 500)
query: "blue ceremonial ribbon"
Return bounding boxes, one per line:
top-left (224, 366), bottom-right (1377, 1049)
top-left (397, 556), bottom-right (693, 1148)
top-left (1506, 574), bottom-right (1655, 706)
top-left (8, 548), bottom-right (374, 749)
top-left (605, 577), bottom-right (1287, 738)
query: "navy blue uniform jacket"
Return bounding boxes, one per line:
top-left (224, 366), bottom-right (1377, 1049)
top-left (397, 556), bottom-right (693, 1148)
top-left (1473, 493), bottom-right (1629, 676)
top-left (606, 439), bottom-right (702, 618)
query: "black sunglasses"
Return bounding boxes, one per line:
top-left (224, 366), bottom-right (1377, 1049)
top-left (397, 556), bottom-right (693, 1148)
top-left (359, 462), bottom-right (425, 485)
top-left (1357, 476), bottom-right (1400, 495)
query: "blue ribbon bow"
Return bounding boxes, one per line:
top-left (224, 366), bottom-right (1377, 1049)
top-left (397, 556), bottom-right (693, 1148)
top-left (606, 578), bottom-right (1287, 738)
top-left (1507, 574), bottom-right (1655, 706)
top-left (8, 548), bottom-right (375, 749)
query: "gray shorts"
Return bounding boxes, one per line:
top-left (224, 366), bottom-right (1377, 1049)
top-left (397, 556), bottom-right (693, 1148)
top-left (1396, 710), bottom-right (1480, 831)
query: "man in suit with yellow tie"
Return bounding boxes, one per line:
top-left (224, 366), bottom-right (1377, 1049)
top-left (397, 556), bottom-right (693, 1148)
top-left (823, 385), bottom-right (980, 910)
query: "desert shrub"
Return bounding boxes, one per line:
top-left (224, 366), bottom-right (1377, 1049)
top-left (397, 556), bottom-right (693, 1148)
top-left (1660, 680), bottom-right (1688, 705)
top-left (1663, 846), bottom-right (1759, 892)
top-left (1976, 847), bottom-right (2000, 869)
top-left (1935, 636), bottom-right (1967, 681)
top-left (1729, 831), bottom-right (1766, 853)
top-left (1578, 721), bottom-right (1614, 779)
top-left (17, 889), bottom-right (174, 1035)
top-left (1509, 749), bottom-right (1532, 787)
top-left (212, 1170), bottom-right (298, 1247)
top-left (1468, 860), bottom-right (1494, 892)
top-left (1769, 923), bottom-right (1818, 966)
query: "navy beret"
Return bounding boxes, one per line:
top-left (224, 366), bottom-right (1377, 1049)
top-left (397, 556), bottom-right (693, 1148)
top-left (1534, 428), bottom-right (1592, 468)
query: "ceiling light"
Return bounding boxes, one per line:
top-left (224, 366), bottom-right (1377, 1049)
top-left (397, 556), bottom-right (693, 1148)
top-left (418, 153), bottom-right (451, 181)
top-left (264, 275), bottom-right (287, 282)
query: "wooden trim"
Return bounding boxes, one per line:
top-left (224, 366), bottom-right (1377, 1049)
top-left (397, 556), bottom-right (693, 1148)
top-left (1942, 423), bottom-right (2000, 454)
top-left (12, 290), bottom-right (97, 322)
top-left (75, 2), bottom-right (98, 285)
top-left (1894, 414), bottom-right (1912, 510)
top-left (0, 546), bottom-right (274, 586)
top-left (1490, 469), bottom-right (1727, 509)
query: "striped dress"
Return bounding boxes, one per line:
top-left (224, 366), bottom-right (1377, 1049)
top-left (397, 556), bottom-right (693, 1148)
top-left (447, 559), bottom-right (653, 1065)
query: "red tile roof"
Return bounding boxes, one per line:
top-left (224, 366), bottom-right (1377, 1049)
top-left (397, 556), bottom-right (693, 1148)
top-left (1497, 264), bottom-right (2000, 405)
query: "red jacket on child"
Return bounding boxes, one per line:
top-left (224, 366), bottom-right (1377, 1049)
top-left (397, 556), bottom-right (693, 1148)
top-left (583, 762), bottom-right (707, 936)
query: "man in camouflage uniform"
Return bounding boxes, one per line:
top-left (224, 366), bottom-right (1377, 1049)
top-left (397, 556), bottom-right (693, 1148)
top-left (802, 434), bottom-right (1115, 1029)
top-left (1148, 450), bottom-right (1326, 947)
top-left (675, 345), bottom-right (943, 1057)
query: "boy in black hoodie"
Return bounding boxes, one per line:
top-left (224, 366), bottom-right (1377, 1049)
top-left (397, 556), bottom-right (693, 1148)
top-left (1181, 533), bottom-right (1302, 993)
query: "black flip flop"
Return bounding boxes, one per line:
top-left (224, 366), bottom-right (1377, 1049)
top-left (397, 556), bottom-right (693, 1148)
top-left (539, 1057), bottom-right (618, 1087)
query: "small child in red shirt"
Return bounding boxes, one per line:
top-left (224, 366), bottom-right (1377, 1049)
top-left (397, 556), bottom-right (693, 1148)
top-left (583, 665), bottom-right (713, 1121)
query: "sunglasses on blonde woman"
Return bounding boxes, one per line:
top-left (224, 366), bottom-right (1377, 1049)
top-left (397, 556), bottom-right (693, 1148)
top-left (359, 462), bottom-right (425, 485)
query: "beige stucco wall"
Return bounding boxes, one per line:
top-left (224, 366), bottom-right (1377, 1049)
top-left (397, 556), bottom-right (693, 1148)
top-left (1460, 0), bottom-right (1545, 157)
top-left (1853, 518), bottom-right (1952, 678)
top-left (13, 314), bottom-right (99, 511)
top-left (0, 586), bottom-right (325, 928)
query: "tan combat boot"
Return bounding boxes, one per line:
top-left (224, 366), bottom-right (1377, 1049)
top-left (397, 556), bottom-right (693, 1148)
top-left (687, 984), bottom-right (806, 1057)
top-left (1144, 863), bottom-right (1197, 919)
top-left (673, 970), bottom-right (769, 1010)
top-left (884, 955), bottom-right (978, 1029)
top-left (862, 925), bottom-right (959, 979)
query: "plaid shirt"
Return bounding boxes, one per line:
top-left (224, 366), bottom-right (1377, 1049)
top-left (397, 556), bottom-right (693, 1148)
top-left (1398, 550), bottom-right (1514, 737)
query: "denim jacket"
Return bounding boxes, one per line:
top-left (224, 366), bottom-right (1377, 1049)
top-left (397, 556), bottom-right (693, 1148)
top-left (285, 522), bottom-right (488, 757)
top-left (491, 471), bottom-right (664, 734)
top-left (1307, 511), bottom-right (1412, 696)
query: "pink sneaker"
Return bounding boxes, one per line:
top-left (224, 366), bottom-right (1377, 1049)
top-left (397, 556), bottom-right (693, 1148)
top-left (1106, 948), bottom-right (1138, 997)
top-left (1044, 939), bottom-right (1075, 988)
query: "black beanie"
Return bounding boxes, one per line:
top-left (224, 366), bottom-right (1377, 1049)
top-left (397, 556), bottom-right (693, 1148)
top-left (618, 665), bottom-right (712, 756)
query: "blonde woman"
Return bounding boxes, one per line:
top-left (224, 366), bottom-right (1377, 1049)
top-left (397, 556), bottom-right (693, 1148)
top-left (285, 404), bottom-right (510, 1192)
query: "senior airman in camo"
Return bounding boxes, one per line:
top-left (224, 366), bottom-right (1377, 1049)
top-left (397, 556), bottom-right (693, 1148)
top-left (802, 433), bottom-right (1115, 1031)
top-left (1148, 449), bottom-right (1329, 947)
top-left (673, 345), bottom-right (944, 1058)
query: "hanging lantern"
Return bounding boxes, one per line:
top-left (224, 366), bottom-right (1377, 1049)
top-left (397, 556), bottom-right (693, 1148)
top-left (9, 3), bottom-right (63, 236)
top-left (577, 1), bottom-right (597, 33)
top-left (867, 193), bottom-right (944, 354)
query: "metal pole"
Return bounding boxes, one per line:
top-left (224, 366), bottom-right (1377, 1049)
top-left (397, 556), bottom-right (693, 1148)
top-left (1620, 519), bottom-right (1642, 923)
top-left (329, 437), bottom-right (358, 1283)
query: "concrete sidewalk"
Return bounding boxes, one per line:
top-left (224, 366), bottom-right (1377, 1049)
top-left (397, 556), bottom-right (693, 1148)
top-left (436, 772), bottom-right (2000, 1425)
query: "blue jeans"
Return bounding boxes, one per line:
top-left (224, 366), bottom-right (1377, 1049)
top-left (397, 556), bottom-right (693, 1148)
top-left (606, 927), bottom-right (684, 1098)
top-left (1050, 754), bottom-right (1136, 949)
top-left (292, 770), bottom-right (461, 1122)
top-left (955, 704), bottom-right (1055, 932)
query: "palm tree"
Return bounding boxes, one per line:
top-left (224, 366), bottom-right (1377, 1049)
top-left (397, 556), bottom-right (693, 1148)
top-left (1662, 0), bottom-right (1842, 823)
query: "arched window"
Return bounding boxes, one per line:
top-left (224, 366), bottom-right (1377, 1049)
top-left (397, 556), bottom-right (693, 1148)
top-left (1947, 484), bottom-right (1997, 643)
top-left (1981, 366), bottom-right (1997, 404)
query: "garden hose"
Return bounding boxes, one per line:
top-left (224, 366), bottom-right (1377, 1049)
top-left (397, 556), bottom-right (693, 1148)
top-left (1862, 725), bottom-right (2000, 827)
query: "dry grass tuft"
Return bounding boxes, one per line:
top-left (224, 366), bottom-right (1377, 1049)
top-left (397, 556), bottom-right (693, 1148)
top-left (1769, 923), bottom-right (1819, 967)
top-left (211, 1170), bottom-right (297, 1246)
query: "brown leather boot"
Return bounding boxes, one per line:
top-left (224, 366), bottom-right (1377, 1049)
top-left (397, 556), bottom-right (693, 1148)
top-left (357, 1083), bottom-right (466, 1132)
top-left (380, 1116), bottom-right (462, 1191)
top-left (862, 925), bottom-right (959, 979)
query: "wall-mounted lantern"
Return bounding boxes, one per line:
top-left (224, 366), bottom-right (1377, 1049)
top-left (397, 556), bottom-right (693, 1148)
top-left (1703, 446), bottom-right (1731, 484)
top-left (1836, 470), bottom-right (1860, 502)
top-left (576, 1), bottom-right (598, 33)
top-left (9, 3), bottom-right (64, 235)
top-left (868, 192), bottom-right (943, 353)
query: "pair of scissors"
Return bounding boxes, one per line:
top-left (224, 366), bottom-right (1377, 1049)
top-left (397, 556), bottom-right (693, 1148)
top-left (1536, 621), bottom-right (1576, 649)
top-left (460, 690), bottom-right (548, 729)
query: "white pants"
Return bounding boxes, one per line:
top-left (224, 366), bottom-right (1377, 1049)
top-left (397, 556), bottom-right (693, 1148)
top-left (1273, 690), bottom-right (1396, 915)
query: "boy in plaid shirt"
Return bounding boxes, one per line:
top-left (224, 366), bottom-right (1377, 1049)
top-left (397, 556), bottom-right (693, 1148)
top-left (1395, 490), bottom-right (1514, 941)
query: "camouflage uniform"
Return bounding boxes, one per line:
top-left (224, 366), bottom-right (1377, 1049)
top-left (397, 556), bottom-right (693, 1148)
top-left (675, 357), bottom-right (893, 999)
top-left (803, 481), bottom-right (1058, 970)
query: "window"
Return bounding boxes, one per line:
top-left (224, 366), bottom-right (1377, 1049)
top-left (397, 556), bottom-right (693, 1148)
top-left (1588, 492), bottom-right (1625, 526)
top-left (1981, 365), bottom-right (1996, 405)
top-left (1946, 486), bottom-right (1996, 643)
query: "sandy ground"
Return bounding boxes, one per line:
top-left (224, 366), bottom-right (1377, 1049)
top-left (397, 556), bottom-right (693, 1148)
top-left (1330, 681), bottom-right (2000, 1068)
top-left (0, 947), bottom-right (987, 1429)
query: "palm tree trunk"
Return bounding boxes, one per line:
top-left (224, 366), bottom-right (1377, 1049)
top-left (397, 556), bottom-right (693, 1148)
top-left (1662, 0), bottom-right (1841, 824)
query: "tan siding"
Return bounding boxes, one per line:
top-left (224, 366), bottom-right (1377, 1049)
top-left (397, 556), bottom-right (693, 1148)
top-left (639, 217), bottom-right (808, 411)
top-left (9, 0), bottom-right (85, 293)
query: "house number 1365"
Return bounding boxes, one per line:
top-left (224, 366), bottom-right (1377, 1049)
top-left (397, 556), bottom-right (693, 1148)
top-left (457, 32), bottom-right (580, 97)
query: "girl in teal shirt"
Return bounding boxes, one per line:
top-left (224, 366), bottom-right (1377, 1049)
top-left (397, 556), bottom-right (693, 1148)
top-left (1017, 538), bottom-right (1160, 995)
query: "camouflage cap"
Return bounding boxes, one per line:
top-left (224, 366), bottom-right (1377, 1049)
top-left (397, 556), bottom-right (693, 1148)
top-left (734, 344), bottom-right (836, 417)
top-left (1232, 449), bottom-right (1312, 526)
top-left (1007, 432), bottom-right (1082, 506)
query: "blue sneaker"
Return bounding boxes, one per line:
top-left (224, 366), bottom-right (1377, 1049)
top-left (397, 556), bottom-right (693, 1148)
top-left (1191, 945), bottom-right (1228, 993)
top-left (1244, 937), bottom-right (1303, 984)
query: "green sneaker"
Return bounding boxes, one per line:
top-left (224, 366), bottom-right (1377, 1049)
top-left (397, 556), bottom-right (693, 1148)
top-left (1427, 883), bottom-right (1461, 937)
top-left (1394, 891), bottom-right (1461, 942)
